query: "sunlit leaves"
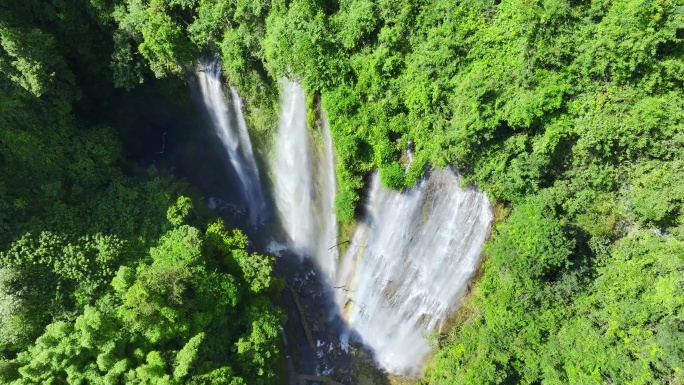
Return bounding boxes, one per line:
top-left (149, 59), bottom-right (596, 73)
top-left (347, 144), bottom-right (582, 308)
top-left (7, 218), bottom-right (282, 384)
top-left (112, 0), bottom-right (198, 78)
top-left (0, 25), bottom-right (76, 99)
top-left (488, 193), bottom-right (575, 281)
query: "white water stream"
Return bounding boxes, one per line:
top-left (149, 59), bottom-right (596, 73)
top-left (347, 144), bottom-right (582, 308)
top-left (197, 60), bottom-right (266, 225)
top-left (271, 79), bottom-right (338, 278)
top-left (269, 80), bottom-right (492, 375)
top-left (334, 170), bottom-right (492, 374)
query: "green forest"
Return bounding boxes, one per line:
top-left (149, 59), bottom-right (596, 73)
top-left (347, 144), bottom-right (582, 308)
top-left (2, 0), bottom-right (684, 384)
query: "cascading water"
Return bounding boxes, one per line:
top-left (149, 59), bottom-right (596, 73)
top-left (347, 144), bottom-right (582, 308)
top-left (197, 60), bottom-right (266, 225)
top-left (334, 170), bottom-right (492, 375)
top-left (316, 114), bottom-right (340, 277)
top-left (268, 78), bottom-right (491, 376)
top-left (271, 79), bottom-right (338, 278)
top-left (197, 67), bottom-right (492, 379)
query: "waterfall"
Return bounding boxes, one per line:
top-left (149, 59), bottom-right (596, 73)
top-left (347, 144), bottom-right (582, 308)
top-left (198, 69), bottom-right (492, 377)
top-left (334, 170), bottom-right (492, 375)
top-left (271, 79), bottom-right (338, 278)
top-left (197, 60), bottom-right (265, 225)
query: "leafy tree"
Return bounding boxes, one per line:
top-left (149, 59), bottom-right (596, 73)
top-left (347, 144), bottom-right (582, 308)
top-left (7, 220), bottom-right (283, 384)
top-left (486, 193), bottom-right (575, 282)
top-left (627, 160), bottom-right (684, 228)
top-left (173, 332), bottom-right (205, 380)
top-left (167, 196), bottom-right (194, 227)
top-left (112, 0), bottom-right (198, 78)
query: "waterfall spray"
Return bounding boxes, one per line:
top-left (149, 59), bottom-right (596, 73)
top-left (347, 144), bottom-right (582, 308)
top-left (334, 170), bottom-right (492, 374)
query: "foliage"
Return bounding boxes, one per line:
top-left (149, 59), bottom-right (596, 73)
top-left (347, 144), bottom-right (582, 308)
top-left (0, 214), bottom-right (282, 384)
top-left (3, 0), bottom-right (684, 383)
top-left (0, 3), bottom-right (284, 383)
top-left (486, 193), bottom-right (575, 281)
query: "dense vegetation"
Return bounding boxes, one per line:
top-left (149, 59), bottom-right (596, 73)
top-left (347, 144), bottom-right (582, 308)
top-left (2, 0), bottom-right (684, 384)
top-left (0, 2), bottom-right (283, 384)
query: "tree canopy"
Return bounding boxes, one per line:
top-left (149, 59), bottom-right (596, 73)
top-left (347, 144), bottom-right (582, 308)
top-left (2, 0), bottom-right (684, 383)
